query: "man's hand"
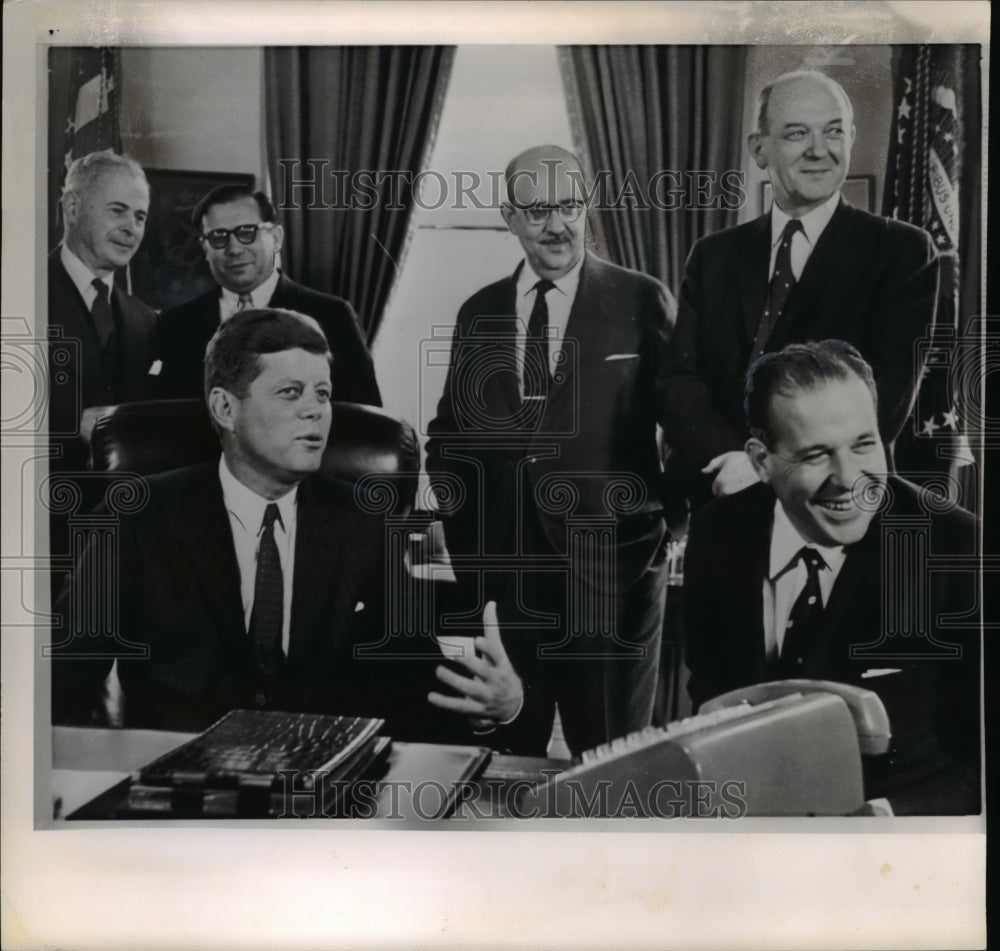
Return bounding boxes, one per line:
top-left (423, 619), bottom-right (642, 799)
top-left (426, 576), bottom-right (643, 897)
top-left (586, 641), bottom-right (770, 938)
top-left (702, 450), bottom-right (760, 497)
top-left (428, 601), bottom-right (523, 726)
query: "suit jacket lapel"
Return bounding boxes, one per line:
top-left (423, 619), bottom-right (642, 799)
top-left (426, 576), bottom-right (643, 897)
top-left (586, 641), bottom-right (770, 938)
top-left (740, 215), bottom-right (773, 346)
top-left (177, 465), bottom-right (249, 658)
top-left (741, 488), bottom-right (774, 679)
top-left (769, 199), bottom-right (853, 351)
top-left (287, 478), bottom-right (344, 665)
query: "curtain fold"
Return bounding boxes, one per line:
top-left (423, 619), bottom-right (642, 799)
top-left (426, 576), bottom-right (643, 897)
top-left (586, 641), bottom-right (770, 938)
top-left (264, 46), bottom-right (455, 340)
top-left (559, 45), bottom-right (747, 295)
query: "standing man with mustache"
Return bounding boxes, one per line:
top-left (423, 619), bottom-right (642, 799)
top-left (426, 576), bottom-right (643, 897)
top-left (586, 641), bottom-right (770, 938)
top-left (426, 145), bottom-right (678, 757)
top-left (659, 70), bottom-right (939, 507)
top-left (48, 150), bottom-right (158, 473)
top-left (153, 184), bottom-right (380, 406)
top-left (683, 341), bottom-right (979, 815)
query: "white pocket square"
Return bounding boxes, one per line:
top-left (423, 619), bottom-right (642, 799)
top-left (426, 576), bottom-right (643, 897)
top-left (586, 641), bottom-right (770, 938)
top-left (604, 353), bottom-right (639, 362)
top-left (148, 359), bottom-right (163, 376)
top-left (860, 668), bottom-right (902, 679)
top-left (354, 601), bottom-right (365, 613)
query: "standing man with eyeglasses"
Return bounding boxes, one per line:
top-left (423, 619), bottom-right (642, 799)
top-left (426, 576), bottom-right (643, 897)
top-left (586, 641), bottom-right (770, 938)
top-left (154, 184), bottom-right (381, 405)
top-left (48, 150), bottom-right (158, 474)
top-left (425, 145), bottom-right (678, 757)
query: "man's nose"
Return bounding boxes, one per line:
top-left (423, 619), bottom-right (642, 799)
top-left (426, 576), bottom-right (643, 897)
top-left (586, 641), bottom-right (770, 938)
top-left (542, 208), bottom-right (567, 234)
top-left (804, 130), bottom-right (829, 157)
top-left (830, 450), bottom-right (862, 490)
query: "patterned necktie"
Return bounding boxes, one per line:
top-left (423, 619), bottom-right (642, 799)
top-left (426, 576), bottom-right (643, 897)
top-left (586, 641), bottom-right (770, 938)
top-left (249, 503), bottom-right (284, 699)
top-left (750, 218), bottom-right (804, 365)
top-left (90, 278), bottom-right (115, 350)
top-left (524, 279), bottom-right (555, 399)
top-left (777, 546), bottom-right (826, 675)
top-left (237, 293), bottom-right (253, 312)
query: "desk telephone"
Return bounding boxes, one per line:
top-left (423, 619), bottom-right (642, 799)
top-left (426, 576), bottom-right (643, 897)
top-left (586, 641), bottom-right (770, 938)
top-left (521, 680), bottom-right (892, 817)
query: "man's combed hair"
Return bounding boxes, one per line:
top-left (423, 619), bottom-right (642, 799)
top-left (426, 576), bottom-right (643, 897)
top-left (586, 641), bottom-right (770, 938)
top-left (61, 150), bottom-right (147, 208)
top-left (744, 340), bottom-right (878, 446)
top-left (192, 183), bottom-right (278, 227)
top-left (204, 308), bottom-right (332, 403)
top-left (754, 70), bottom-right (854, 135)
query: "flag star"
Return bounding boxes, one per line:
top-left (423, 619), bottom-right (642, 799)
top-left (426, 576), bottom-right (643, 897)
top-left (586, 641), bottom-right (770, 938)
top-left (920, 417), bottom-right (940, 436)
top-left (944, 132), bottom-right (955, 143)
top-left (899, 100), bottom-right (912, 120)
top-left (941, 408), bottom-right (959, 429)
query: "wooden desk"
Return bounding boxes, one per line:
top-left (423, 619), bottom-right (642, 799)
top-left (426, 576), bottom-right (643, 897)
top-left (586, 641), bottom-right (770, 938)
top-left (52, 727), bottom-right (570, 822)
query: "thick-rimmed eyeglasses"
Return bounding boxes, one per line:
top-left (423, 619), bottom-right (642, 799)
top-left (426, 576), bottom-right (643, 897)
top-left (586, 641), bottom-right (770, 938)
top-left (200, 223), bottom-right (275, 249)
top-left (514, 202), bottom-right (586, 226)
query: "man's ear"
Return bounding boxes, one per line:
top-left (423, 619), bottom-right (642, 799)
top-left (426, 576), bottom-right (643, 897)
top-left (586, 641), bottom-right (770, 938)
top-left (747, 132), bottom-right (767, 170)
top-left (62, 192), bottom-right (79, 228)
top-left (500, 203), bottom-right (517, 234)
top-left (208, 387), bottom-right (238, 434)
top-left (271, 223), bottom-right (285, 254)
top-left (745, 438), bottom-right (772, 483)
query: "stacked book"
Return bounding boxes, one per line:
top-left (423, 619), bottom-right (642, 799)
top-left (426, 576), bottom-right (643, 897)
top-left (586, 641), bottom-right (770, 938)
top-left (125, 709), bottom-right (390, 818)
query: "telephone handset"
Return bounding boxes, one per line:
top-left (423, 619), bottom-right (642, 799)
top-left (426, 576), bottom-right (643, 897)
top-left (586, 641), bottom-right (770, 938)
top-left (699, 679), bottom-right (892, 755)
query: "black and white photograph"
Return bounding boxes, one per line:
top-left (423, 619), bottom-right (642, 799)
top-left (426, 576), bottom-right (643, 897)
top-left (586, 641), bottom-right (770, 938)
top-left (1, 1), bottom-right (991, 948)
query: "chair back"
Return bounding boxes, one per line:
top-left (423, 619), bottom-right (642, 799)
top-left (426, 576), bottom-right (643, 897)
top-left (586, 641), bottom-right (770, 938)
top-left (89, 399), bottom-right (420, 514)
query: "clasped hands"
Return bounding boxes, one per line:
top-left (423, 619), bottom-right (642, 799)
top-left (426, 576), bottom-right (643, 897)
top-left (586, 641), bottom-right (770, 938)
top-left (427, 601), bottom-right (523, 730)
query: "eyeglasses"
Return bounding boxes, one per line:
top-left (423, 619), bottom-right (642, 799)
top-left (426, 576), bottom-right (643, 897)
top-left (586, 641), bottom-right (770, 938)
top-left (200, 223), bottom-right (275, 249)
top-left (515, 202), bottom-right (586, 226)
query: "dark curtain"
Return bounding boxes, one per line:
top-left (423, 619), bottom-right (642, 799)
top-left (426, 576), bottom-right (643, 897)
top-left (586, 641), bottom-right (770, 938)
top-left (264, 46), bottom-right (455, 341)
top-left (48, 47), bottom-right (122, 252)
top-left (882, 45), bottom-right (981, 511)
top-left (559, 45), bottom-right (747, 294)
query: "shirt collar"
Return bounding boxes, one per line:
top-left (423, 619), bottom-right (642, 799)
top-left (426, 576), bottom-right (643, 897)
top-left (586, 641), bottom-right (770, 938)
top-left (219, 267), bottom-right (281, 309)
top-left (770, 191), bottom-right (841, 249)
top-left (769, 498), bottom-right (846, 580)
top-left (516, 252), bottom-right (585, 304)
top-left (218, 454), bottom-right (297, 535)
top-left (61, 243), bottom-right (114, 297)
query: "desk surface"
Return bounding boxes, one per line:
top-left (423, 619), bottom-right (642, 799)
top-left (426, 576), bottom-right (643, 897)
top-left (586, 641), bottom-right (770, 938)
top-left (52, 727), bottom-right (570, 822)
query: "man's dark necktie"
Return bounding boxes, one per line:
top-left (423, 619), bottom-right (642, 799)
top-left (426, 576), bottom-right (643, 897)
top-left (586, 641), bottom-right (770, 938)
top-left (749, 218), bottom-right (803, 366)
top-left (90, 279), bottom-right (115, 351)
top-left (249, 503), bottom-right (284, 699)
top-left (237, 293), bottom-right (252, 312)
top-left (777, 546), bottom-right (826, 675)
top-left (524, 279), bottom-right (555, 399)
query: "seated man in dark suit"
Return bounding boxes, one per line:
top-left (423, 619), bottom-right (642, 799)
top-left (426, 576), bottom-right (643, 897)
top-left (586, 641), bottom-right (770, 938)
top-left (50, 309), bottom-right (456, 740)
top-left (659, 70), bottom-right (939, 505)
top-left (153, 184), bottom-right (381, 406)
top-left (684, 340), bottom-right (979, 814)
top-left (48, 149), bottom-right (159, 475)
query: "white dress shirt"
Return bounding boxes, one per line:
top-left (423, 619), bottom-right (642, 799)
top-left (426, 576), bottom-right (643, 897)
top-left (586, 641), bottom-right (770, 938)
top-left (60, 243), bottom-right (114, 309)
top-left (218, 268), bottom-right (281, 323)
top-left (763, 500), bottom-right (847, 658)
top-left (513, 255), bottom-right (584, 396)
top-left (768, 191), bottom-right (841, 281)
top-left (219, 455), bottom-right (298, 655)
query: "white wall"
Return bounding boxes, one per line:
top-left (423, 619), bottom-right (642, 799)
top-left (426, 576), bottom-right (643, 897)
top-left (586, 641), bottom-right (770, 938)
top-left (119, 47), bottom-right (266, 185)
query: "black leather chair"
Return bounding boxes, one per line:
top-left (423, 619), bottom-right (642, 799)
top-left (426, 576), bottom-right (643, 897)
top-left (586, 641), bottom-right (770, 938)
top-left (88, 399), bottom-right (420, 515)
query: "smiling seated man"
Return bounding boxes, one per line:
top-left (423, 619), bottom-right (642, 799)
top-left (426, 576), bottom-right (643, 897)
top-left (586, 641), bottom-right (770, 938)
top-left (683, 340), bottom-right (980, 815)
top-left (50, 308), bottom-right (459, 740)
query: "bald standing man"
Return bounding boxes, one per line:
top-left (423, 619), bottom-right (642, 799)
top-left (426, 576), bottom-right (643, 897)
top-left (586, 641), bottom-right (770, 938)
top-left (658, 70), bottom-right (939, 506)
top-left (426, 145), bottom-right (678, 757)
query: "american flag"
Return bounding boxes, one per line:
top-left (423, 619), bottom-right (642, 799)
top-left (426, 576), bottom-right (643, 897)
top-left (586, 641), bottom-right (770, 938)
top-left (882, 45), bottom-right (975, 492)
top-left (49, 48), bottom-right (122, 249)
